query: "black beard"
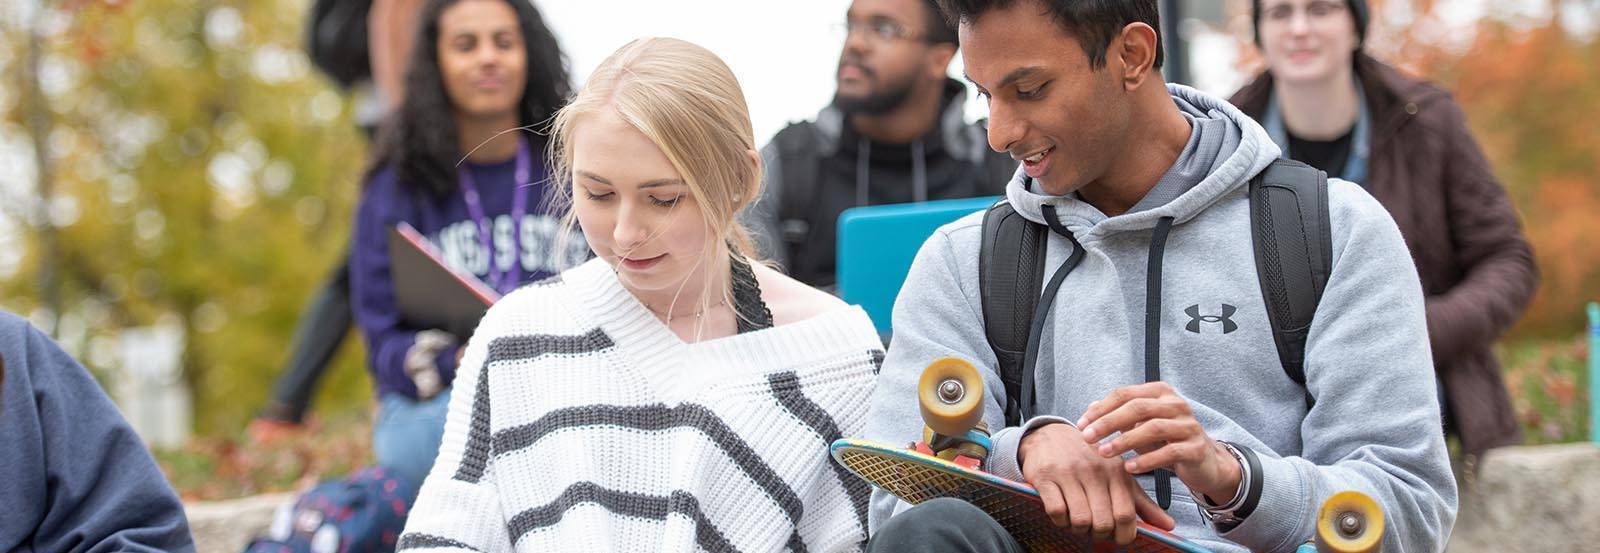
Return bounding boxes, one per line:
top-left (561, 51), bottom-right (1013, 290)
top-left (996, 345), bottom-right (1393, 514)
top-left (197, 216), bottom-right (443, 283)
top-left (831, 77), bottom-right (916, 115)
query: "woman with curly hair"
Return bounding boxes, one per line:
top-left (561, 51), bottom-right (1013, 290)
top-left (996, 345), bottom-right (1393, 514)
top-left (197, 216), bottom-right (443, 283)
top-left (349, 0), bottom-right (582, 498)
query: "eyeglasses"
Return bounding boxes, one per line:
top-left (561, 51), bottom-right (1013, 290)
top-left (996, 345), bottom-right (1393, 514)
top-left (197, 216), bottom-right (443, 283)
top-left (834, 17), bottom-right (923, 43)
top-left (1261, 0), bottom-right (1348, 23)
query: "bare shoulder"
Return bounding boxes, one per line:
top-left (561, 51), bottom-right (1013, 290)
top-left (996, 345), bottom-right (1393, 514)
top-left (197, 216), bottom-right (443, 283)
top-left (752, 262), bottom-right (848, 327)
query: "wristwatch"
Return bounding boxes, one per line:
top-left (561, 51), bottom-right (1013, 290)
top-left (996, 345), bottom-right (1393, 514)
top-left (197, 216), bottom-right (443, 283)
top-left (1196, 441), bottom-right (1262, 528)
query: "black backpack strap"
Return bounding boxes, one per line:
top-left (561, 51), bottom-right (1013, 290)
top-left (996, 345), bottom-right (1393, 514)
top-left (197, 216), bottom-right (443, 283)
top-left (979, 200), bottom-right (1048, 427)
top-left (1248, 159), bottom-right (1333, 408)
top-left (772, 122), bottom-right (824, 248)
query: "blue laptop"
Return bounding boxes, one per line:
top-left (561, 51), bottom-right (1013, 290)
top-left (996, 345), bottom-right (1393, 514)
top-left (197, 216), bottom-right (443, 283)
top-left (836, 196), bottom-right (1000, 334)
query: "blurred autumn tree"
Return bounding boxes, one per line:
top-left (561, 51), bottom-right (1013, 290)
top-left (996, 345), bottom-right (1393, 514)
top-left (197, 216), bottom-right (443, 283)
top-left (1399, 3), bottom-right (1600, 442)
top-left (0, 0), bottom-right (374, 435)
top-left (1409, 12), bottom-right (1600, 339)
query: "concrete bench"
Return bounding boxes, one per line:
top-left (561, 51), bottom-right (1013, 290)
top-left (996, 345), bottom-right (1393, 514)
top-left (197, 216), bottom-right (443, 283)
top-left (1448, 443), bottom-right (1600, 552)
top-left (185, 492), bottom-right (292, 553)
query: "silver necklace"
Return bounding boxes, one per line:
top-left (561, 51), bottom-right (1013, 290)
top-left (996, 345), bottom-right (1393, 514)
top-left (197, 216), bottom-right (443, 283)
top-left (646, 298), bottom-right (729, 323)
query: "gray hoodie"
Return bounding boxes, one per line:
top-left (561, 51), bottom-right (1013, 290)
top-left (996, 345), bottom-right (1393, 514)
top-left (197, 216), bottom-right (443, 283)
top-left (864, 84), bottom-right (1456, 553)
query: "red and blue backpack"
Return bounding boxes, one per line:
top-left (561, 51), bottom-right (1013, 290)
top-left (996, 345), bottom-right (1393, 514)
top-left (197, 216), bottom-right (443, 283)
top-left (244, 467), bottom-right (412, 553)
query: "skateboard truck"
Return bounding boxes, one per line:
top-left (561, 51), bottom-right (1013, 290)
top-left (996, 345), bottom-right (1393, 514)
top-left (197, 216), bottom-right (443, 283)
top-left (915, 422), bottom-right (992, 469)
top-left (913, 358), bottom-right (992, 469)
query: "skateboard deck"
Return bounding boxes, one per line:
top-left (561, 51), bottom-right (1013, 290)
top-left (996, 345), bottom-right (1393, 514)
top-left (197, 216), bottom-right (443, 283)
top-left (832, 438), bottom-right (1213, 553)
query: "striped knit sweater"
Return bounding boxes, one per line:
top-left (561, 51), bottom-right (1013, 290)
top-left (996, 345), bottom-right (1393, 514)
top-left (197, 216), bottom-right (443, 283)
top-left (398, 259), bottom-right (886, 553)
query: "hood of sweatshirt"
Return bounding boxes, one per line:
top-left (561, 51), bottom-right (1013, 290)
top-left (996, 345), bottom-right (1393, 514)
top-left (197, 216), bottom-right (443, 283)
top-left (1004, 84), bottom-right (1282, 241)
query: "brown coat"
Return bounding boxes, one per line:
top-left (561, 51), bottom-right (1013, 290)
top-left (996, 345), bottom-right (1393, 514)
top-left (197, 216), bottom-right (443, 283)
top-left (1231, 54), bottom-right (1539, 455)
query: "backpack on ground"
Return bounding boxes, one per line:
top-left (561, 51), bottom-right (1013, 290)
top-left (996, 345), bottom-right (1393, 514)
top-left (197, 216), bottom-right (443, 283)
top-left (243, 466), bottom-right (413, 553)
top-left (979, 159), bottom-right (1332, 427)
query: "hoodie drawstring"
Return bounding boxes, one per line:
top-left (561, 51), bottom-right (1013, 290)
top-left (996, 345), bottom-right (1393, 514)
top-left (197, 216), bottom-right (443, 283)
top-left (1021, 198), bottom-right (1179, 512)
top-left (853, 138), bottom-right (929, 206)
top-left (1145, 216), bottom-right (1176, 510)
top-left (1020, 203), bottom-right (1084, 421)
top-left (855, 139), bottom-right (871, 206)
top-left (912, 139), bottom-right (928, 203)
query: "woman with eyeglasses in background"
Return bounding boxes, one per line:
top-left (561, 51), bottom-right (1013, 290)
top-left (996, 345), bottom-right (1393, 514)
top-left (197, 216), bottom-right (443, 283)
top-left (1231, 0), bottom-right (1538, 465)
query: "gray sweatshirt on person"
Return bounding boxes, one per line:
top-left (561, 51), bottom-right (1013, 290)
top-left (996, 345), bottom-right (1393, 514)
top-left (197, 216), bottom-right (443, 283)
top-left (864, 84), bottom-right (1456, 553)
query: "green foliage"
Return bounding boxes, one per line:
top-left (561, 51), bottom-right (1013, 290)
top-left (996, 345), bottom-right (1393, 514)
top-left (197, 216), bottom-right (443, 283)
top-left (1500, 335), bottom-right (1591, 444)
top-left (1, 0), bottom-right (375, 435)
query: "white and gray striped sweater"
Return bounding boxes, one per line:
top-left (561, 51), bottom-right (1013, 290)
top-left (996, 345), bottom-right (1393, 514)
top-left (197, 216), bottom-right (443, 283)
top-left (399, 259), bottom-right (886, 553)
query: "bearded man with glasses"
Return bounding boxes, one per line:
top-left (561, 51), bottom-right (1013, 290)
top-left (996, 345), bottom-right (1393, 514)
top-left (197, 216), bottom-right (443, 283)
top-left (746, 0), bottom-right (1017, 290)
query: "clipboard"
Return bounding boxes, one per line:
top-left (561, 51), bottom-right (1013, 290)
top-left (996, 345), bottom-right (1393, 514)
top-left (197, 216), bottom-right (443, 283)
top-left (388, 222), bottom-right (501, 339)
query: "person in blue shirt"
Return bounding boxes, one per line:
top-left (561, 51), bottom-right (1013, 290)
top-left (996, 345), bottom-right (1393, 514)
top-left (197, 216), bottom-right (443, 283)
top-left (348, 0), bottom-right (580, 497)
top-left (0, 311), bottom-right (195, 552)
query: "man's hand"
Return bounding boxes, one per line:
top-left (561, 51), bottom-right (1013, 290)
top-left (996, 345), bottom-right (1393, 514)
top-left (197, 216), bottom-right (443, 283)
top-left (1075, 382), bottom-right (1243, 504)
top-left (1018, 422), bottom-right (1176, 544)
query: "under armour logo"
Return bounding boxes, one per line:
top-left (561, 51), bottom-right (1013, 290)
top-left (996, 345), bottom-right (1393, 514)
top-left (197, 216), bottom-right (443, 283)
top-left (1185, 304), bottom-right (1238, 334)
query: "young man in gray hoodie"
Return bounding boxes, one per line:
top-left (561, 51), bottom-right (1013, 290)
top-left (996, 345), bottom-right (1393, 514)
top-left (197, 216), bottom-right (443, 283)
top-left (863, 1), bottom-right (1457, 552)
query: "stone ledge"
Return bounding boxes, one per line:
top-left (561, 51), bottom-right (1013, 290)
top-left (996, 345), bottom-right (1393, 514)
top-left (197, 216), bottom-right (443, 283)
top-left (1447, 443), bottom-right (1600, 552)
top-left (185, 492), bottom-right (292, 553)
top-left (179, 444), bottom-right (1599, 552)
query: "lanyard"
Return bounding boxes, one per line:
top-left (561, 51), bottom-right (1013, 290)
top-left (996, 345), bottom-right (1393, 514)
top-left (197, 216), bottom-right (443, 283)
top-left (458, 136), bottom-right (531, 294)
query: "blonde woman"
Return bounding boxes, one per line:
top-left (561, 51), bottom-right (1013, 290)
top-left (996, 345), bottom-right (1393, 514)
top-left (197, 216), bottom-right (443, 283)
top-left (398, 38), bottom-right (884, 552)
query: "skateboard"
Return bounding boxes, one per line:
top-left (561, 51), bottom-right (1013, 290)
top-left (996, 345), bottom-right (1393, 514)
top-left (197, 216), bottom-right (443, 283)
top-left (831, 438), bottom-right (1210, 552)
top-left (831, 357), bottom-right (1385, 553)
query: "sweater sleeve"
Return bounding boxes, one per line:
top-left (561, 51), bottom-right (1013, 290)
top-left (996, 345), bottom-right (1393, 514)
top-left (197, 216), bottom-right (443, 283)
top-left (397, 309), bottom-right (513, 552)
top-left (1217, 181), bottom-right (1458, 553)
top-left (862, 221), bottom-right (1018, 534)
top-left (2, 316), bottom-right (196, 553)
top-left (349, 172), bottom-right (459, 400)
top-left (1422, 98), bottom-right (1539, 367)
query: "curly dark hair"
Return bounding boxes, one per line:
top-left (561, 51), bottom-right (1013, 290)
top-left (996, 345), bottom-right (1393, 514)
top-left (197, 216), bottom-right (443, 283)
top-left (371, 0), bottom-right (571, 198)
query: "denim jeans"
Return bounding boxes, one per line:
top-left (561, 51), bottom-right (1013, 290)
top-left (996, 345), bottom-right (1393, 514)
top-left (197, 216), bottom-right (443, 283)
top-left (372, 387), bottom-right (452, 501)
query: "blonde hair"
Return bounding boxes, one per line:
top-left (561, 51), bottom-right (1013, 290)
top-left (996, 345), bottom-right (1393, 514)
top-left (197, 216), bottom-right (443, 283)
top-left (547, 38), bottom-right (763, 317)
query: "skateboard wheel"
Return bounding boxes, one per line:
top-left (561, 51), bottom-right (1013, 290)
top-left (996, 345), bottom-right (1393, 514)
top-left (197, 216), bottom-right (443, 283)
top-left (1315, 491), bottom-right (1384, 553)
top-left (918, 357), bottom-right (985, 436)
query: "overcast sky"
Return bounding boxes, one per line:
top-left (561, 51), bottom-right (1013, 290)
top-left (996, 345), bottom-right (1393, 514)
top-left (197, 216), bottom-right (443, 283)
top-left (531, 0), bottom-right (1596, 147)
top-left (536, 0), bottom-right (941, 146)
top-left (529, 0), bottom-right (1266, 146)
